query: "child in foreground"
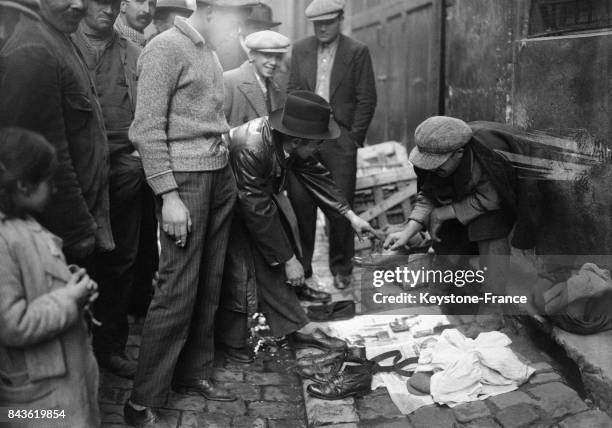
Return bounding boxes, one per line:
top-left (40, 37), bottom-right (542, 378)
top-left (0, 127), bottom-right (100, 427)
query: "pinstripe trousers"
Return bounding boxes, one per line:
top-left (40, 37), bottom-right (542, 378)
top-left (131, 166), bottom-right (237, 407)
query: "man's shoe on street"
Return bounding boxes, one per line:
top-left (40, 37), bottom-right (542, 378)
top-left (304, 274), bottom-right (326, 291)
top-left (123, 401), bottom-right (171, 428)
top-left (293, 328), bottom-right (347, 351)
top-left (296, 349), bottom-right (346, 368)
top-left (224, 346), bottom-right (255, 364)
top-left (295, 284), bottom-right (332, 303)
top-left (97, 352), bottom-right (137, 379)
top-left (307, 371), bottom-right (372, 400)
top-left (333, 274), bottom-right (352, 290)
top-left (172, 378), bottom-right (237, 402)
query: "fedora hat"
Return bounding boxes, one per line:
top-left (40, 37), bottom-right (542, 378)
top-left (246, 3), bottom-right (280, 28)
top-left (270, 91), bottom-right (340, 140)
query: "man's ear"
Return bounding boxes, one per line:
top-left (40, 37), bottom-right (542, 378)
top-left (16, 180), bottom-right (31, 196)
top-left (120, 0), bottom-right (127, 14)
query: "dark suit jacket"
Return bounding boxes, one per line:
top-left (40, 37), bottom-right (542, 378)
top-left (288, 34), bottom-right (377, 146)
top-left (223, 60), bottom-right (285, 127)
top-left (0, 16), bottom-right (113, 254)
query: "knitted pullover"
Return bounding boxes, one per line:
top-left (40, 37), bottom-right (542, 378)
top-left (129, 17), bottom-right (230, 195)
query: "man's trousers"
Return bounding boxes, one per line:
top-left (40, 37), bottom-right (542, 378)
top-left (91, 153), bottom-right (144, 356)
top-left (287, 130), bottom-right (357, 277)
top-left (132, 166), bottom-right (237, 407)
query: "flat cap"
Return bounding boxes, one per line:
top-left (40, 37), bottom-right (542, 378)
top-left (156, 0), bottom-right (195, 11)
top-left (305, 0), bottom-right (345, 21)
top-left (409, 116), bottom-right (473, 170)
top-left (245, 30), bottom-right (290, 53)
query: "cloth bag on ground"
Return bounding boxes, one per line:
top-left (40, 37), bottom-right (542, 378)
top-left (415, 329), bottom-right (534, 406)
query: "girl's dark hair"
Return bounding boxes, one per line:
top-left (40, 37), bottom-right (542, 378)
top-left (0, 127), bottom-right (58, 217)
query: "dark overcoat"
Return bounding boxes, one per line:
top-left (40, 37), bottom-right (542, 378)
top-left (0, 16), bottom-right (113, 253)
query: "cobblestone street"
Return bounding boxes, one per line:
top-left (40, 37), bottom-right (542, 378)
top-left (99, 216), bottom-right (612, 427)
top-left (99, 327), bottom-right (307, 427)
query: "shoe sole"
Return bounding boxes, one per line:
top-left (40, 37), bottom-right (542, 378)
top-left (307, 388), bottom-right (370, 400)
top-left (172, 386), bottom-right (238, 402)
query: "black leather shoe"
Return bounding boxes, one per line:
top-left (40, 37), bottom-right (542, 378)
top-left (297, 350), bottom-right (346, 368)
top-left (295, 284), bottom-right (331, 303)
top-left (97, 352), bottom-right (137, 379)
top-left (297, 358), bottom-right (343, 381)
top-left (333, 274), bottom-right (352, 290)
top-left (123, 402), bottom-right (171, 428)
top-left (293, 328), bottom-right (347, 351)
top-left (307, 371), bottom-right (372, 400)
top-left (172, 378), bottom-right (237, 402)
top-left (225, 346), bottom-right (255, 364)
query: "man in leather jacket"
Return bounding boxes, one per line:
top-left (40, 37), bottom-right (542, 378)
top-left (218, 91), bottom-right (376, 359)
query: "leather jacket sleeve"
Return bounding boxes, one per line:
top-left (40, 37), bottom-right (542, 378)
top-left (291, 156), bottom-right (351, 219)
top-left (230, 144), bottom-right (295, 266)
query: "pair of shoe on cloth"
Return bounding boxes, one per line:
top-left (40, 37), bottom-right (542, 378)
top-left (294, 331), bottom-right (417, 400)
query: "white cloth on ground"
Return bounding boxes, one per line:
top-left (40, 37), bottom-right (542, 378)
top-left (416, 329), bottom-right (535, 407)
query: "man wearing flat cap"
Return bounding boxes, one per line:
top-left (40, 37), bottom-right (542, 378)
top-left (216, 2), bottom-right (282, 70)
top-left (385, 116), bottom-right (541, 309)
top-left (124, 0), bottom-right (257, 425)
top-left (223, 30), bottom-right (288, 127)
top-left (288, 0), bottom-right (377, 292)
top-left (220, 91), bottom-right (377, 358)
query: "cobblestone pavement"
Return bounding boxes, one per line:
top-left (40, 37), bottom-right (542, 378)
top-left (99, 326), bottom-right (307, 427)
top-left (300, 212), bottom-right (612, 427)
top-left (100, 212), bottom-right (612, 427)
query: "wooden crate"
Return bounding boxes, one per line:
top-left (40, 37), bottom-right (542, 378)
top-left (357, 141), bottom-right (410, 177)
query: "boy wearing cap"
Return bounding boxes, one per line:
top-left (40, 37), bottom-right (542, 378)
top-left (288, 0), bottom-right (377, 291)
top-left (216, 3), bottom-right (281, 70)
top-left (220, 91), bottom-right (377, 356)
top-left (223, 30), bottom-right (289, 127)
top-left (385, 116), bottom-right (539, 301)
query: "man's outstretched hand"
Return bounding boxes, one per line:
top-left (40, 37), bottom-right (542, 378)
top-left (346, 210), bottom-right (380, 240)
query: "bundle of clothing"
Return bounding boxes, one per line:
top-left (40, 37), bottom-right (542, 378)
top-left (545, 263), bottom-right (612, 335)
top-left (409, 329), bottom-right (535, 406)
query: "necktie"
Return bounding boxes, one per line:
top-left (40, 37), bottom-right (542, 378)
top-left (265, 79), bottom-right (272, 114)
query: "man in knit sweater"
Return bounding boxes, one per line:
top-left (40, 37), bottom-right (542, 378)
top-left (125, 0), bottom-right (257, 425)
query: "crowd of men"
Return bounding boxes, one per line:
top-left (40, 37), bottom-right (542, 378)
top-left (0, 0), bottom-right (377, 426)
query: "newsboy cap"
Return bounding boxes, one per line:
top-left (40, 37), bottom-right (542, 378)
top-left (245, 30), bottom-right (290, 53)
top-left (305, 0), bottom-right (345, 21)
top-left (408, 116), bottom-right (473, 170)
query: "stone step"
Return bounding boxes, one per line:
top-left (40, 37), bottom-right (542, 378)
top-left (551, 326), bottom-right (612, 417)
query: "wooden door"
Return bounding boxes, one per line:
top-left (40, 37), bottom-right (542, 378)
top-left (352, 0), bottom-right (443, 147)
